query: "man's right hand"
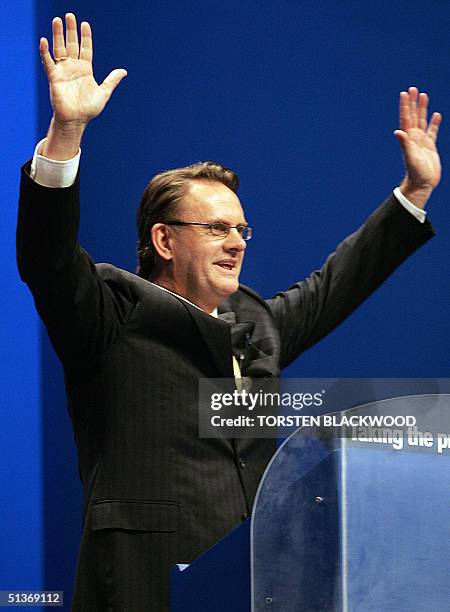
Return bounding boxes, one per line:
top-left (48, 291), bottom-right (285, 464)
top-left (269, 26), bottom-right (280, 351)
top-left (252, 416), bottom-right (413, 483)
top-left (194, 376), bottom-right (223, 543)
top-left (40, 13), bottom-right (127, 160)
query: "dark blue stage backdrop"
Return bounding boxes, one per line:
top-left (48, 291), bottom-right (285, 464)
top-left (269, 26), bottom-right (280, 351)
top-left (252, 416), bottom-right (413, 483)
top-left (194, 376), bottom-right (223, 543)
top-left (3, 0), bottom-right (448, 605)
top-left (1, 0), bottom-right (42, 597)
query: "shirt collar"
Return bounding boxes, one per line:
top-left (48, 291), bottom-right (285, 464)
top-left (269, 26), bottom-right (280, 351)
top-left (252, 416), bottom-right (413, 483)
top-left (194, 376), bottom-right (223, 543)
top-left (149, 282), bottom-right (218, 317)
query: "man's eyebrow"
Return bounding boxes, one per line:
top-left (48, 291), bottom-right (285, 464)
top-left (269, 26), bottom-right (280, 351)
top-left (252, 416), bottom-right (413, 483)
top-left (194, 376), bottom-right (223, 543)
top-left (210, 218), bottom-right (249, 226)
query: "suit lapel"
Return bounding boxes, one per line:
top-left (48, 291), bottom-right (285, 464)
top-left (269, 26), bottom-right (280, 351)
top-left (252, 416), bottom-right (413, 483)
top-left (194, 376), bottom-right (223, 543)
top-left (180, 300), bottom-right (235, 379)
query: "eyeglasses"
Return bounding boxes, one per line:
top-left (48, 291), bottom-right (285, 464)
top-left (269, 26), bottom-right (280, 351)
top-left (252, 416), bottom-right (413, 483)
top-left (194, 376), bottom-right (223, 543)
top-left (166, 221), bottom-right (253, 240)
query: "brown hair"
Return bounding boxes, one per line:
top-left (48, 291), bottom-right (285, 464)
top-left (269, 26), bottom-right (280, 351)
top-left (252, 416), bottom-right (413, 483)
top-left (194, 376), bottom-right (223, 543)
top-left (136, 161), bottom-right (240, 278)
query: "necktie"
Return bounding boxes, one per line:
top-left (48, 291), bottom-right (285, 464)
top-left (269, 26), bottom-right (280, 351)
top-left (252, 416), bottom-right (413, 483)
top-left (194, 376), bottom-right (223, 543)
top-left (218, 311), bottom-right (240, 387)
top-left (232, 355), bottom-right (243, 391)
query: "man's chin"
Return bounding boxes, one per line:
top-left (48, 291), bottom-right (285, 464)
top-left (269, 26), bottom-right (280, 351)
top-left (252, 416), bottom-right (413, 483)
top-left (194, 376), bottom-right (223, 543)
top-left (224, 277), bottom-right (239, 294)
top-left (215, 277), bottom-right (239, 300)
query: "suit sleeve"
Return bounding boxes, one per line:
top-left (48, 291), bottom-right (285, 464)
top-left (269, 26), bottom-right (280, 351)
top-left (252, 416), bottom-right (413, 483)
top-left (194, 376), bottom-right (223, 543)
top-left (16, 162), bottom-right (135, 370)
top-left (266, 194), bottom-right (435, 369)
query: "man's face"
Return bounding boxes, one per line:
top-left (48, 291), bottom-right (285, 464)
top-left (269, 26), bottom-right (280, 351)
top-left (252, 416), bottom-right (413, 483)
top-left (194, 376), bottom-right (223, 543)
top-left (168, 180), bottom-right (247, 313)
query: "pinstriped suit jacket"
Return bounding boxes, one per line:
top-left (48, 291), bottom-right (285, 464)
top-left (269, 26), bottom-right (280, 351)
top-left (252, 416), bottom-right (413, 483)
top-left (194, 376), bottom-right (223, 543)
top-left (17, 163), bottom-right (434, 611)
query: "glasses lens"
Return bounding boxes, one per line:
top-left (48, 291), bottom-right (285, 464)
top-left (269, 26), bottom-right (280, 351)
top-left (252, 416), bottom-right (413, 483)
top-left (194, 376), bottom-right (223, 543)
top-left (241, 226), bottom-right (252, 240)
top-left (208, 223), bottom-right (252, 240)
top-left (210, 222), bottom-right (229, 236)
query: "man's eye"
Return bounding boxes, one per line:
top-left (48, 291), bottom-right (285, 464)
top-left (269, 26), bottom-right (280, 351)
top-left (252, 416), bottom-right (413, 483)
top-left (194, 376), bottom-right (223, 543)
top-left (236, 225), bottom-right (246, 235)
top-left (211, 222), bottom-right (229, 234)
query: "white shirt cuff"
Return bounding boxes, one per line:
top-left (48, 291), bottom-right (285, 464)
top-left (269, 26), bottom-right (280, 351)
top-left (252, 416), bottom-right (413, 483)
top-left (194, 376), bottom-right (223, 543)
top-left (30, 138), bottom-right (80, 188)
top-left (393, 187), bottom-right (427, 224)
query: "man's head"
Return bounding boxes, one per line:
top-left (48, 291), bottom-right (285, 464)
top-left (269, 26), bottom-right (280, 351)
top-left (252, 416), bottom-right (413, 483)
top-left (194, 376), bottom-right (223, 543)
top-left (137, 162), bottom-right (249, 312)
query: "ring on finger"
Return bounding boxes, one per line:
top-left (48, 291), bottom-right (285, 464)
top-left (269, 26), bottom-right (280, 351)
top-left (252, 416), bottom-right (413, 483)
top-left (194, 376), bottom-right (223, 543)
top-left (55, 56), bottom-right (68, 63)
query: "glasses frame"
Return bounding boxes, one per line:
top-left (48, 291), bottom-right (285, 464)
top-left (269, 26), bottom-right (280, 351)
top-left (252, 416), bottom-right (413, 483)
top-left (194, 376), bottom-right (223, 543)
top-left (166, 220), bottom-right (253, 240)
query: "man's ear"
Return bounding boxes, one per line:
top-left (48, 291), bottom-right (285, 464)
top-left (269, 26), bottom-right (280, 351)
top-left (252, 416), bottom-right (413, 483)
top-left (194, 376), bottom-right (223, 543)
top-left (151, 223), bottom-right (174, 262)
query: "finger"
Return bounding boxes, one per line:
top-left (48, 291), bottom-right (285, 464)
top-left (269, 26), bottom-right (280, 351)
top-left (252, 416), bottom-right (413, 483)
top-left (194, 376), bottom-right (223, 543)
top-left (39, 37), bottom-right (55, 76)
top-left (399, 91), bottom-right (411, 132)
top-left (52, 17), bottom-right (66, 60)
top-left (100, 69), bottom-right (128, 100)
top-left (418, 92), bottom-right (428, 131)
top-left (65, 13), bottom-right (79, 59)
top-left (393, 129), bottom-right (409, 150)
top-left (79, 21), bottom-right (93, 63)
top-left (427, 112), bottom-right (442, 142)
top-left (408, 86), bottom-right (418, 128)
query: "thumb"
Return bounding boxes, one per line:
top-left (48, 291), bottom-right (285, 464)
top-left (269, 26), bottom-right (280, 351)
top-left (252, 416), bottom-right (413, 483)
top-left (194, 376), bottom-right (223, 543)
top-left (100, 68), bottom-right (128, 99)
top-left (393, 129), bottom-right (409, 149)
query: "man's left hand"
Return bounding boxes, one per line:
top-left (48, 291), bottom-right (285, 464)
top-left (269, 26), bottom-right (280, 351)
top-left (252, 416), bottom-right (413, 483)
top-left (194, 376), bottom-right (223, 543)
top-left (394, 86), bottom-right (442, 209)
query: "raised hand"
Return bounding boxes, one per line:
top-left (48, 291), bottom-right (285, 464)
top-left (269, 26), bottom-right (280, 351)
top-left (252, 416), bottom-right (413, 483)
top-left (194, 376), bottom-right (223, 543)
top-left (394, 87), bottom-right (442, 209)
top-left (40, 13), bottom-right (127, 159)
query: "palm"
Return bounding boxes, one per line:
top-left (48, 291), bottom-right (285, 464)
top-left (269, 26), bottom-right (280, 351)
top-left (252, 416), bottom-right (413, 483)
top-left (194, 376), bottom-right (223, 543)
top-left (403, 128), bottom-right (441, 188)
top-left (48, 59), bottom-right (109, 122)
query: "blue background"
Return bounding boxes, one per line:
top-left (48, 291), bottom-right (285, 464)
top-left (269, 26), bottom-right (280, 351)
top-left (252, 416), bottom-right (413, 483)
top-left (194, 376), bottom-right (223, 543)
top-left (2, 0), bottom-right (449, 607)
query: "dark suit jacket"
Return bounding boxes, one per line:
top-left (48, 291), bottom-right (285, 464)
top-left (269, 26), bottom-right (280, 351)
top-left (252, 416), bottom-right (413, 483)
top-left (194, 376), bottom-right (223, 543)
top-left (17, 164), bottom-right (434, 611)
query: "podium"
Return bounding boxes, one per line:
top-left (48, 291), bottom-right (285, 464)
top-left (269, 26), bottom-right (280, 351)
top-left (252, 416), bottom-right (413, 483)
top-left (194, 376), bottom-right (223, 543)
top-left (172, 392), bottom-right (450, 611)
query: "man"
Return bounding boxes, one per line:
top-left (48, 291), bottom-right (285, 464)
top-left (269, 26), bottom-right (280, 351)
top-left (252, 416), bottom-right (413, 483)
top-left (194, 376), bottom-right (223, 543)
top-left (17, 13), bottom-right (442, 612)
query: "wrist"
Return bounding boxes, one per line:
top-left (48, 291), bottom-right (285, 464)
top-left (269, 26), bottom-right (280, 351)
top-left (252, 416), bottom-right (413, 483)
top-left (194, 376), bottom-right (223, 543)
top-left (42, 117), bottom-right (87, 160)
top-left (398, 178), bottom-right (433, 210)
top-left (53, 116), bottom-right (88, 133)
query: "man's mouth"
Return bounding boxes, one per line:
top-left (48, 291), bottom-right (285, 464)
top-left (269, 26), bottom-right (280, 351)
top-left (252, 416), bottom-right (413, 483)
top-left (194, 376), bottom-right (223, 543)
top-left (215, 260), bottom-right (237, 272)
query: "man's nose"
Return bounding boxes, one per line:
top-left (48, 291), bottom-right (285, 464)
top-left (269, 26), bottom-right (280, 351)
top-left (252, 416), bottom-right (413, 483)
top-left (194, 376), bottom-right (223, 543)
top-left (224, 228), bottom-right (246, 251)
